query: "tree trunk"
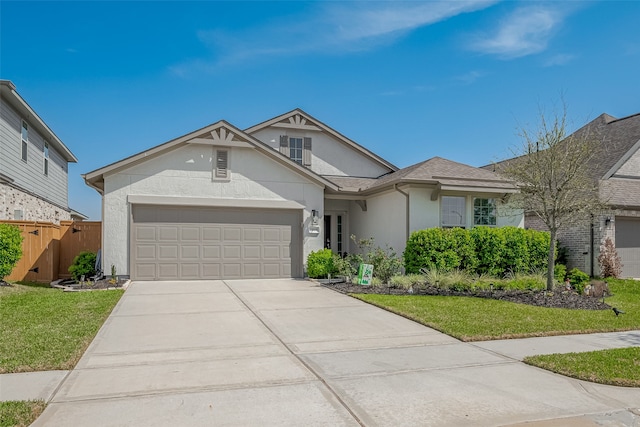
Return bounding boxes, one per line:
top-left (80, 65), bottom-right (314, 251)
top-left (547, 231), bottom-right (557, 291)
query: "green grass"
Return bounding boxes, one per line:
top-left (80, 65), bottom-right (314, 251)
top-left (354, 278), bottom-right (640, 341)
top-left (0, 400), bottom-right (46, 427)
top-left (0, 282), bottom-right (123, 373)
top-left (524, 347), bottom-right (640, 387)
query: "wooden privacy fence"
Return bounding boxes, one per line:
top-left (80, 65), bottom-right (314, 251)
top-left (1, 220), bottom-right (101, 283)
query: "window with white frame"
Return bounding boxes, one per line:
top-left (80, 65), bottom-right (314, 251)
top-left (473, 198), bottom-right (496, 225)
top-left (43, 141), bottom-right (49, 176)
top-left (289, 137), bottom-right (303, 164)
top-left (441, 196), bottom-right (466, 227)
top-left (21, 121), bottom-right (28, 161)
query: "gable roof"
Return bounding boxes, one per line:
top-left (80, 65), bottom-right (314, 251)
top-left (0, 80), bottom-right (78, 163)
top-left (486, 112), bottom-right (640, 181)
top-left (245, 108), bottom-right (398, 173)
top-left (83, 120), bottom-right (339, 194)
top-left (325, 157), bottom-right (516, 195)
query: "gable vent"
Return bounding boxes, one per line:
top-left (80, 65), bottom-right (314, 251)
top-left (216, 150), bottom-right (228, 178)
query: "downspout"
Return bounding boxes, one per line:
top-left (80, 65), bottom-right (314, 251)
top-left (394, 184), bottom-right (410, 241)
top-left (590, 214), bottom-right (594, 277)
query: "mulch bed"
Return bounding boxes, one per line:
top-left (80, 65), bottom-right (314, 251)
top-left (322, 281), bottom-right (611, 310)
top-left (51, 277), bottom-right (128, 291)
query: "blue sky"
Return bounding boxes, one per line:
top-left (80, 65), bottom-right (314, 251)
top-left (2, 1), bottom-right (639, 220)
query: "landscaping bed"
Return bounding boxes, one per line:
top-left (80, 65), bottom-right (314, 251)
top-left (323, 281), bottom-right (610, 310)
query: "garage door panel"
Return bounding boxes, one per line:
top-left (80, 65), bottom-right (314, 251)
top-left (224, 245), bottom-right (241, 259)
top-left (244, 245), bottom-right (261, 259)
top-left (137, 226), bottom-right (157, 241)
top-left (202, 246), bottom-right (221, 259)
top-left (132, 206), bottom-right (300, 280)
top-left (181, 227), bottom-right (200, 241)
top-left (244, 228), bottom-right (261, 242)
top-left (158, 263), bottom-right (179, 279)
top-left (202, 263), bottom-right (221, 278)
top-left (136, 245), bottom-right (156, 259)
top-left (224, 227), bottom-right (242, 241)
top-left (136, 264), bottom-right (156, 280)
top-left (158, 245), bottom-right (178, 260)
top-left (158, 227), bottom-right (178, 241)
top-left (180, 264), bottom-right (200, 278)
top-left (181, 245), bottom-right (199, 259)
top-left (203, 227), bottom-right (221, 241)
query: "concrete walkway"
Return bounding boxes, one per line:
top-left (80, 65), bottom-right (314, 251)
top-left (3, 279), bottom-right (639, 426)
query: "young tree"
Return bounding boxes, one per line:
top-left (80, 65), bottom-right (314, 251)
top-left (0, 224), bottom-right (23, 281)
top-left (496, 106), bottom-right (604, 290)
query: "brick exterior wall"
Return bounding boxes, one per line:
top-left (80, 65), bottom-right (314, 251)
top-left (525, 209), bottom-right (640, 277)
top-left (0, 183), bottom-right (71, 225)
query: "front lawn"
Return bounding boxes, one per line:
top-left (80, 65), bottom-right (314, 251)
top-left (524, 347), bottom-right (640, 387)
top-left (353, 278), bottom-right (639, 341)
top-left (0, 282), bottom-right (123, 373)
top-left (0, 400), bottom-right (46, 427)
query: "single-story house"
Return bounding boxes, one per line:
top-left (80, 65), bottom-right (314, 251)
top-left (84, 109), bottom-right (522, 280)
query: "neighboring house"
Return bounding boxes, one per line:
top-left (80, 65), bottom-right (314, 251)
top-left (487, 113), bottom-right (640, 279)
top-left (84, 109), bottom-right (521, 281)
top-left (0, 80), bottom-right (80, 224)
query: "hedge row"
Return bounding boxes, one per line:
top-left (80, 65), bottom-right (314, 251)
top-left (404, 226), bottom-right (550, 275)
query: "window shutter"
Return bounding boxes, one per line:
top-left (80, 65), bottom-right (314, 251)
top-left (279, 135), bottom-right (289, 156)
top-left (216, 150), bottom-right (228, 178)
top-left (303, 137), bottom-right (312, 166)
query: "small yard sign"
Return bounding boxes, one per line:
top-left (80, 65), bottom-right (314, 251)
top-left (356, 263), bottom-right (374, 285)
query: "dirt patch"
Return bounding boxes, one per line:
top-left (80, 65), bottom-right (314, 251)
top-left (322, 281), bottom-right (611, 310)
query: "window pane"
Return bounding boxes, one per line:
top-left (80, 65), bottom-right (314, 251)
top-left (473, 198), bottom-right (496, 225)
top-left (289, 137), bottom-right (302, 164)
top-left (22, 141), bottom-right (27, 161)
top-left (21, 121), bottom-right (28, 142)
top-left (441, 196), bottom-right (465, 226)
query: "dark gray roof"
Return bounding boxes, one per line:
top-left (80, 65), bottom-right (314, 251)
top-left (365, 156), bottom-right (516, 193)
top-left (600, 178), bottom-right (640, 209)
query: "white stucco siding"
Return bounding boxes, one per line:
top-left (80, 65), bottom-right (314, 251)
top-left (409, 188), bottom-right (440, 232)
top-left (349, 191), bottom-right (407, 255)
top-left (616, 147), bottom-right (640, 177)
top-left (251, 127), bottom-right (391, 178)
top-left (102, 143), bottom-right (324, 276)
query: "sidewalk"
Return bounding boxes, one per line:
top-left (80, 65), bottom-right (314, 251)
top-left (2, 330), bottom-right (638, 403)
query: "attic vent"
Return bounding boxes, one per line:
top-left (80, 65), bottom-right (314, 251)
top-left (215, 150), bottom-right (228, 178)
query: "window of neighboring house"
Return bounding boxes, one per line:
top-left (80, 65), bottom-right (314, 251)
top-left (21, 121), bottom-right (28, 161)
top-left (215, 149), bottom-right (229, 179)
top-left (441, 196), bottom-right (466, 228)
top-left (43, 141), bottom-right (49, 176)
top-left (473, 198), bottom-right (496, 226)
top-left (337, 215), bottom-right (343, 253)
top-left (289, 137), bottom-right (303, 164)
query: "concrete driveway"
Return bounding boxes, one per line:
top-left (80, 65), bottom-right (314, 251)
top-left (33, 279), bottom-right (640, 426)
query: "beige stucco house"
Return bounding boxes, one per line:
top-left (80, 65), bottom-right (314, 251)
top-left (84, 109), bottom-right (522, 280)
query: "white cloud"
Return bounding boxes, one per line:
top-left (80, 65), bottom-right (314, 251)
top-left (470, 6), bottom-right (565, 58)
top-left (170, 1), bottom-right (499, 75)
top-left (453, 70), bottom-right (485, 85)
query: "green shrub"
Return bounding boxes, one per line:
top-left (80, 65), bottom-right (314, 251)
top-left (568, 268), bottom-right (590, 294)
top-left (554, 264), bottom-right (567, 283)
top-left (470, 226), bottom-right (504, 276)
top-left (404, 228), bottom-right (462, 273)
top-left (0, 224), bottom-right (23, 280)
top-left (306, 249), bottom-right (336, 278)
top-left (389, 274), bottom-right (427, 290)
top-left (349, 236), bottom-right (403, 284)
top-left (68, 251), bottom-right (97, 281)
top-left (405, 227), bottom-right (550, 276)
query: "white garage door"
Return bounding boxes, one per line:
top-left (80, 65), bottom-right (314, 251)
top-left (131, 205), bottom-right (301, 280)
top-left (616, 217), bottom-right (640, 278)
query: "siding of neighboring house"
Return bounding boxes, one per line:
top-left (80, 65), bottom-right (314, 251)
top-left (102, 143), bottom-right (324, 277)
top-left (616, 147), bottom-right (640, 176)
top-left (251, 127), bottom-right (392, 178)
top-left (0, 95), bottom-right (71, 222)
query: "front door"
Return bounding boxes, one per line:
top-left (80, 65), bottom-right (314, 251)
top-left (324, 212), bottom-right (347, 256)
